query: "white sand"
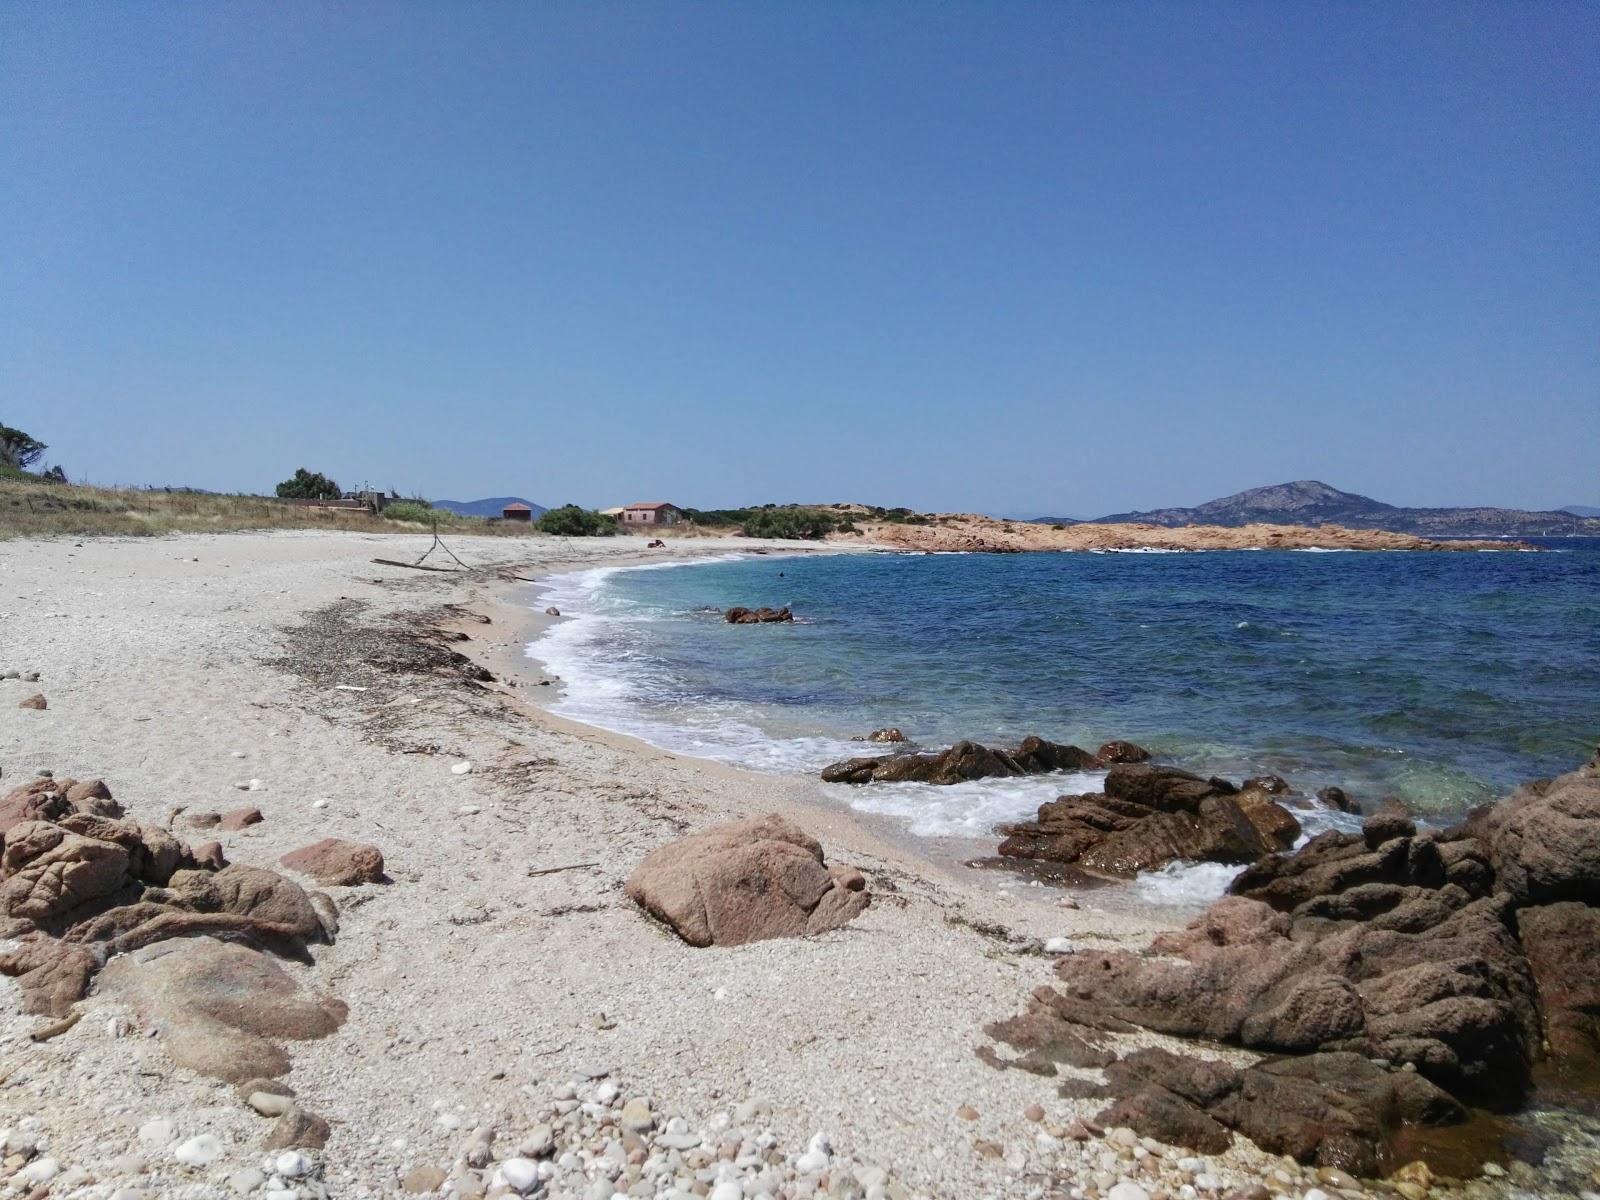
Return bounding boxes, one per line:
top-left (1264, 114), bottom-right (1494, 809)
top-left (0, 530), bottom-right (1277, 1199)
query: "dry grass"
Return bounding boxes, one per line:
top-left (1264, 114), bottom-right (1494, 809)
top-left (0, 478), bottom-right (542, 541)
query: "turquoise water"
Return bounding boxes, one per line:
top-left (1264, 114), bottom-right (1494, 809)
top-left (531, 541), bottom-right (1600, 845)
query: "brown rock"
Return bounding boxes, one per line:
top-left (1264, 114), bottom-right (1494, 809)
top-left (280, 838), bottom-right (385, 886)
top-left (18, 693), bottom-right (46, 710)
top-left (192, 841), bottom-right (228, 870)
top-left (1097, 741), bottom-right (1151, 764)
top-left (217, 807), bottom-right (264, 832)
top-left (1518, 901), bottom-right (1600, 1074)
top-left (0, 782), bottom-right (72, 837)
top-left (866, 728), bottom-right (908, 743)
top-left (724, 606), bottom-right (794, 624)
top-left (182, 812), bottom-right (222, 830)
top-left (1317, 786), bottom-right (1362, 814)
top-left (0, 821), bottom-right (133, 925)
top-left (263, 1107), bottom-right (331, 1150)
top-left (0, 938), bottom-right (99, 1015)
top-left (955, 1105), bottom-right (979, 1120)
top-left (625, 814), bottom-right (869, 947)
top-left (1486, 773), bottom-right (1600, 905)
top-left (403, 1165), bottom-right (448, 1193)
top-left (823, 737), bottom-right (1098, 786)
top-left (98, 936), bottom-right (346, 1083)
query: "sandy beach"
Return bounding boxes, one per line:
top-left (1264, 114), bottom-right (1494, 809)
top-left (3, 529), bottom-right (1286, 1200)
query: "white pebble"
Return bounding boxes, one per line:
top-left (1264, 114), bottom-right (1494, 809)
top-left (311, 798), bottom-right (328, 809)
top-left (274, 1150), bottom-right (312, 1177)
top-left (1303, 1191), bottom-right (1331, 1200)
top-left (458, 805), bottom-right (481, 816)
top-left (451, 762), bottom-right (473, 775)
top-left (1106, 1183), bottom-right (1151, 1200)
top-left (174, 1134), bottom-right (225, 1167)
top-left (709, 1182), bottom-right (742, 1200)
top-left (1045, 937), bottom-right (1077, 955)
top-left (138, 1118), bottom-right (176, 1146)
top-left (20, 1158), bottom-right (60, 1185)
top-left (501, 1157), bottom-right (539, 1192)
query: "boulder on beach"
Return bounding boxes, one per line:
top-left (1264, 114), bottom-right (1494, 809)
top-left (18, 693), bottom-right (47, 710)
top-left (1096, 741), bottom-right (1150, 764)
top-left (822, 736), bottom-right (1103, 785)
top-left (279, 838), bottom-right (386, 886)
top-left (981, 749), bottom-right (1600, 1173)
top-left (724, 606), bottom-right (794, 624)
top-left (625, 814), bottom-right (869, 947)
top-left (99, 936), bottom-right (347, 1083)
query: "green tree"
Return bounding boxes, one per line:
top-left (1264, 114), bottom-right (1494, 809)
top-left (275, 468), bottom-right (342, 500)
top-left (536, 504), bottom-right (617, 536)
top-left (0, 423), bottom-right (46, 471)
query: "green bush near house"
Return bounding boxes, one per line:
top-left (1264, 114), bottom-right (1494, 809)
top-left (536, 504), bottom-right (617, 536)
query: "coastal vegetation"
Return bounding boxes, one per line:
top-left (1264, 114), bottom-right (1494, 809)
top-left (0, 422), bottom-right (48, 472)
top-left (274, 467), bottom-right (342, 500)
top-left (535, 504), bottom-right (617, 536)
top-left (0, 475), bottom-right (534, 540)
top-left (680, 504), bottom-right (850, 539)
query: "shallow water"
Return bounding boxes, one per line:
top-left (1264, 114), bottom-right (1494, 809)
top-left (530, 540), bottom-right (1600, 864)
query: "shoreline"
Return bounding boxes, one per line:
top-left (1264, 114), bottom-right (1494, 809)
top-left (1, 528), bottom-right (1583, 1200)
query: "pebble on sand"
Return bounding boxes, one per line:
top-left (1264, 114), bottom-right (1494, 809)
top-left (451, 762), bottom-right (473, 775)
top-left (173, 1134), bottom-right (224, 1167)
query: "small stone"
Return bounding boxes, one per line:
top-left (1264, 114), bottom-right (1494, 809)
top-left (274, 1150), bottom-right (313, 1177)
top-left (18, 693), bottom-right (46, 710)
top-left (459, 805), bottom-right (482, 816)
top-left (109, 1190), bottom-right (153, 1200)
top-left (1392, 1161), bottom-right (1432, 1190)
top-left (1302, 1190), bottom-right (1330, 1200)
top-left (21, 671), bottom-right (39, 682)
top-left (20, 1157), bottom-right (60, 1185)
top-left (452, 762), bottom-right (473, 775)
top-left (1044, 937), bottom-right (1076, 955)
top-left (709, 1182), bottom-right (742, 1200)
top-left (955, 1105), bottom-right (979, 1121)
top-left (659, 1132), bottom-right (702, 1151)
top-left (621, 1100), bottom-right (655, 1134)
top-left (174, 1134), bottom-right (225, 1167)
top-left (576, 1063), bottom-right (611, 1079)
top-left (248, 1092), bottom-right (294, 1117)
top-left (462, 1127), bottom-right (495, 1169)
top-left (138, 1120), bottom-right (176, 1145)
top-left (517, 1126), bottom-right (554, 1158)
top-left (231, 1167), bottom-right (267, 1194)
top-left (1056, 895), bottom-right (1080, 909)
top-left (264, 1108), bottom-right (331, 1150)
top-left (1482, 1162), bottom-right (1507, 1178)
top-left (403, 1164), bottom-right (448, 1196)
top-left (1106, 1183), bottom-right (1150, 1200)
top-left (1024, 1105), bottom-right (1045, 1122)
top-left (1394, 1186), bottom-right (1427, 1200)
top-left (1313, 1168), bottom-right (1355, 1189)
top-left (498, 1157), bottom-right (539, 1193)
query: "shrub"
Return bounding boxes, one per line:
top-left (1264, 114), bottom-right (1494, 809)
top-left (384, 502), bottom-right (445, 524)
top-left (0, 424), bottom-right (46, 471)
top-left (740, 507), bottom-right (837, 540)
top-left (537, 504), bottom-right (617, 536)
top-left (276, 468), bottom-right (341, 500)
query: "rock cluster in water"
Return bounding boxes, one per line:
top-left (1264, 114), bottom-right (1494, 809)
top-left (997, 764), bottom-right (1304, 878)
top-left (723, 607), bottom-right (794, 624)
top-left (982, 749), bottom-right (1600, 1179)
top-left (821, 736), bottom-right (1126, 786)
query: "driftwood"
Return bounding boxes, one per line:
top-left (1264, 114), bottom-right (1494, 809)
top-left (372, 558), bottom-right (456, 573)
top-left (525, 862), bottom-right (600, 878)
top-left (28, 1011), bottom-right (82, 1042)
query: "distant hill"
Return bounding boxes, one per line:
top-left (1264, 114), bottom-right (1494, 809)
top-left (1565, 505), bottom-right (1600, 519)
top-left (431, 496), bottom-right (547, 518)
top-left (1086, 481), bottom-right (1600, 537)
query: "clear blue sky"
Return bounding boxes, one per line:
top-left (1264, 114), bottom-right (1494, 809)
top-left (4, 3), bottom-right (1596, 514)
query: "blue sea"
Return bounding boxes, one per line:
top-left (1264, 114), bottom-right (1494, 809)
top-left (530, 539), bottom-right (1600, 891)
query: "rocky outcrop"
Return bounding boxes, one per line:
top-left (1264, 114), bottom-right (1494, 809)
top-left (99, 936), bottom-right (347, 1083)
top-left (981, 750), bottom-right (1600, 1174)
top-left (280, 838), bottom-right (386, 886)
top-left (626, 814), bottom-right (869, 947)
top-left (822, 736), bottom-right (1103, 785)
top-left (0, 776), bottom-right (336, 1015)
top-left (996, 764), bottom-right (1301, 879)
top-left (724, 607), bottom-right (794, 624)
top-left (1097, 741), bottom-right (1150, 764)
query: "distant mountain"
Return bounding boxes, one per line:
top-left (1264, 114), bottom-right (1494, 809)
top-left (1565, 505), bottom-right (1600, 519)
top-left (1088, 481), bottom-right (1600, 537)
top-left (431, 496), bottom-right (547, 518)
